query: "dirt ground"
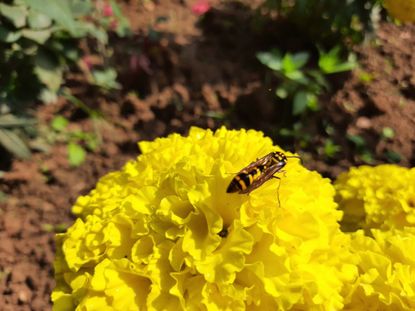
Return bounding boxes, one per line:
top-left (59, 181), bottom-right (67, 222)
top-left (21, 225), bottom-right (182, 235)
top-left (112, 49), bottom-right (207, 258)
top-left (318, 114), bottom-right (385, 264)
top-left (1, 1), bottom-right (415, 310)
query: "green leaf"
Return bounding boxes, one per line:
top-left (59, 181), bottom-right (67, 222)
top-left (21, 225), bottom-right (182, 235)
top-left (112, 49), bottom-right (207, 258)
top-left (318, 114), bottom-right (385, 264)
top-left (257, 49), bottom-right (283, 71)
top-left (385, 150), bottom-right (401, 163)
top-left (0, 128), bottom-right (31, 159)
top-left (282, 54), bottom-right (296, 73)
top-left (69, 0), bottom-right (92, 17)
top-left (308, 70), bottom-right (329, 90)
top-left (0, 26), bottom-right (22, 42)
top-left (39, 88), bottom-right (58, 103)
top-left (358, 71), bottom-right (374, 83)
top-left (109, 0), bottom-right (131, 37)
top-left (292, 91), bottom-right (308, 115)
top-left (275, 87), bottom-right (288, 99)
top-left (81, 22), bottom-right (108, 44)
top-left (306, 93), bottom-right (319, 111)
top-left (318, 47), bottom-right (356, 74)
top-left (0, 114), bottom-right (36, 128)
top-left (323, 139), bottom-right (341, 158)
top-left (68, 142), bottom-right (86, 166)
top-left (285, 70), bottom-right (306, 82)
top-left (21, 28), bottom-right (52, 44)
top-left (282, 52), bottom-right (309, 73)
top-left (22, 0), bottom-right (77, 35)
top-left (347, 134), bottom-right (365, 147)
top-left (381, 127), bottom-right (395, 139)
top-left (0, 3), bottom-right (27, 28)
top-left (51, 116), bottom-right (68, 132)
top-left (34, 50), bottom-right (63, 92)
top-left (27, 10), bottom-right (52, 29)
top-left (290, 52), bottom-right (309, 69)
top-left (360, 151), bottom-right (374, 164)
top-left (92, 68), bottom-right (121, 90)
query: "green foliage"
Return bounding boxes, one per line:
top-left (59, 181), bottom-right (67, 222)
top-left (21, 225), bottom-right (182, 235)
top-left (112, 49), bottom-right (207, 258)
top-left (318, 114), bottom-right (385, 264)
top-left (381, 127), bottom-right (395, 139)
top-left (347, 134), bottom-right (374, 164)
top-left (0, 0), bottom-right (129, 160)
top-left (67, 142), bottom-right (86, 167)
top-left (42, 222), bottom-right (69, 233)
top-left (358, 70), bottom-right (375, 84)
top-left (321, 139), bottom-right (341, 158)
top-left (0, 0), bottom-right (129, 109)
top-left (318, 46), bottom-right (357, 74)
top-left (0, 113), bottom-right (35, 159)
top-left (384, 150), bottom-right (401, 163)
top-left (49, 115), bottom-right (100, 167)
top-left (257, 46), bottom-right (356, 115)
top-left (51, 115), bottom-right (69, 132)
top-left (261, 0), bottom-right (380, 45)
top-left (91, 68), bottom-right (121, 90)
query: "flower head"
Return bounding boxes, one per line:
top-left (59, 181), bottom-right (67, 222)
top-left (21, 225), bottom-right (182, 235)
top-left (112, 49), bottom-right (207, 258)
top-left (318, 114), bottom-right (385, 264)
top-left (191, 0), bottom-right (211, 16)
top-left (384, 0), bottom-right (415, 22)
top-left (335, 165), bottom-right (415, 232)
top-left (102, 3), bottom-right (113, 17)
top-left (345, 228), bottom-right (415, 310)
top-left (53, 127), bottom-right (355, 310)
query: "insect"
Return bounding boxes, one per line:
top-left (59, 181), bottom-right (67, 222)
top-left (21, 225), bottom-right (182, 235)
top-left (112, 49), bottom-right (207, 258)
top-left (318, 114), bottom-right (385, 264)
top-left (226, 151), bottom-right (300, 204)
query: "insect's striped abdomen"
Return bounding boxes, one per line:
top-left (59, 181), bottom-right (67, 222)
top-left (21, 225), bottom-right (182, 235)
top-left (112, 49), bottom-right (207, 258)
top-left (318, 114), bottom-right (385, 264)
top-left (226, 168), bottom-right (263, 193)
top-left (226, 151), bottom-right (300, 202)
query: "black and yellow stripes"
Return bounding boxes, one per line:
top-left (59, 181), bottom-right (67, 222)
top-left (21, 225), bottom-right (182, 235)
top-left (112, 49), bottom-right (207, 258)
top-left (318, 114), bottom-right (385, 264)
top-left (227, 167), bottom-right (264, 193)
top-left (226, 151), bottom-right (299, 195)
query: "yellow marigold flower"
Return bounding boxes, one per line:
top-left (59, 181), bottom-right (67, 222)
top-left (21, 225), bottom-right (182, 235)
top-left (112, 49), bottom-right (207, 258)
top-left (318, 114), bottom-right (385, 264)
top-left (344, 228), bottom-right (415, 310)
top-left (53, 127), bottom-right (356, 310)
top-left (335, 165), bottom-right (415, 232)
top-left (384, 0), bottom-right (415, 22)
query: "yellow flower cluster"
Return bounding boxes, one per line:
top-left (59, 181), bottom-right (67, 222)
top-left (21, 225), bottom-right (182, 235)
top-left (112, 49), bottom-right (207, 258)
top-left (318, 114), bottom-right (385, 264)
top-left (334, 164), bottom-right (415, 310)
top-left (335, 165), bottom-right (415, 232)
top-left (384, 0), bottom-right (415, 22)
top-left (345, 228), bottom-right (415, 310)
top-left (53, 127), bottom-right (356, 310)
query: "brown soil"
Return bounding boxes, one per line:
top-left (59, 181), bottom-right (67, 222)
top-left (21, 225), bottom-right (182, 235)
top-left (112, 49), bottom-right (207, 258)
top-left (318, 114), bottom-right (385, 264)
top-left (1, 1), bottom-right (414, 310)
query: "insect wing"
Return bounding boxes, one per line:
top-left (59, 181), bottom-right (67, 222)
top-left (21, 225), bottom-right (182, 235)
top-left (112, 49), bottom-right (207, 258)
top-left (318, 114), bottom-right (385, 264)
top-left (227, 153), bottom-right (275, 193)
top-left (236, 152), bottom-right (274, 173)
top-left (239, 161), bottom-right (286, 194)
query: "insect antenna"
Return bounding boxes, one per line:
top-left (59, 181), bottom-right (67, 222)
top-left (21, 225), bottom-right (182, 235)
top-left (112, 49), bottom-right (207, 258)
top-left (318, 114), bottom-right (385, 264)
top-left (285, 154), bottom-right (302, 164)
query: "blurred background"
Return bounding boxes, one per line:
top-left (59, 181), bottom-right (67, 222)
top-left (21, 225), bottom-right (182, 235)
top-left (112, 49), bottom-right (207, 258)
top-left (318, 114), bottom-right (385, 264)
top-left (0, 0), bottom-right (414, 309)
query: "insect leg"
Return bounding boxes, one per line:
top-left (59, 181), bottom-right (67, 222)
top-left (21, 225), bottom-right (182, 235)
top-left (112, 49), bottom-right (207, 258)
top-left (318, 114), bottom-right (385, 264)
top-left (239, 162), bottom-right (285, 194)
top-left (271, 175), bottom-right (282, 207)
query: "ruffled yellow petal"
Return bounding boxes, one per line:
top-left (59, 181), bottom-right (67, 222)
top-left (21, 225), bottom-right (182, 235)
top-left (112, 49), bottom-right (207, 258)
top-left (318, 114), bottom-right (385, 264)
top-left (53, 127), bottom-right (356, 310)
top-left (384, 0), bottom-right (415, 22)
top-left (335, 165), bottom-right (415, 232)
top-left (345, 228), bottom-right (415, 310)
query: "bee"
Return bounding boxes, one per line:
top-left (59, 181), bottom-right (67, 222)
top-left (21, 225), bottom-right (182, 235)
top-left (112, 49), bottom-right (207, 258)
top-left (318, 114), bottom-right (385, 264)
top-left (226, 151), bottom-right (300, 204)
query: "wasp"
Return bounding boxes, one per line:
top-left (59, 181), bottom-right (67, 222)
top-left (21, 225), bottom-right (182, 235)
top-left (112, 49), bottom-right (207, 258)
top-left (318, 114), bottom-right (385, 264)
top-left (226, 151), bottom-right (300, 204)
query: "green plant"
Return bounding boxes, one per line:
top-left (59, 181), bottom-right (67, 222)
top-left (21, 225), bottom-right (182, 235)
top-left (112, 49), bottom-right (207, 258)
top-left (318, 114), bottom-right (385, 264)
top-left (384, 150), bottom-right (401, 163)
top-left (381, 127), bottom-right (395, 140)
top-left (257, 46), bottom-right (356, 116)
top-left (318, 46), bottom-right (357, 74)
top-left (91, 68), bottom-right (121, 90)
top-left (261, 0), bottom-right (381, 45)
top-left (0, 113), bottom-right (35, 159)
top-left (49, 115), bottom-right (100, 167)
top-left (347, 134), bottom-right (374, 164)
top-left (1, 0), bottom-right (100, 105)
top-left (357, 70), bottom-right (374, 84)
top-left (0, 0), bottom-right (129, 159)
top-left (321, 138), bottom-right (341, 158)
